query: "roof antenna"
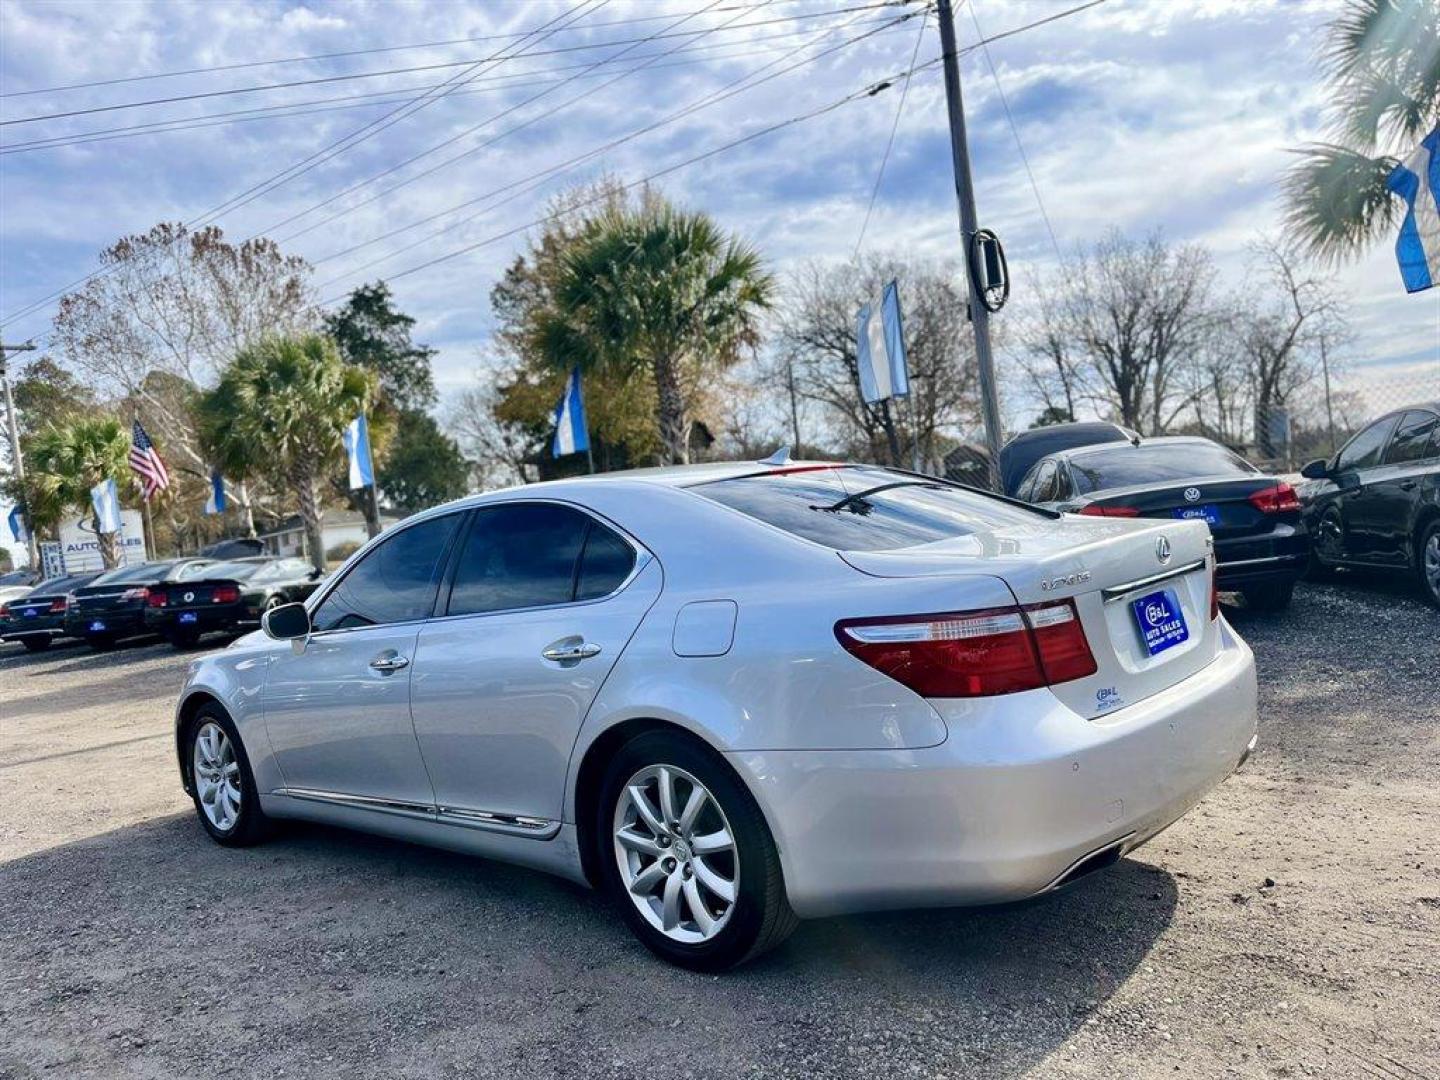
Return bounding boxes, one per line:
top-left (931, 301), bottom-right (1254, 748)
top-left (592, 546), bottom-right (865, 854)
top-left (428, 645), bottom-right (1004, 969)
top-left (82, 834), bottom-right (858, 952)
top-left (758, 446), bottom-right (793, 466)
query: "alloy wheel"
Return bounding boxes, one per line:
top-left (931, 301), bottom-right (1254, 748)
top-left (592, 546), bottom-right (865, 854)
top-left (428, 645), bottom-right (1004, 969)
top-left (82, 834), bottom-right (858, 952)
top-left (1425, 532), bottom-right (1440, 600)
top-left (612, 764), bottom-right (738, 944)
top-left (193, 721), bottom-right (242, 832)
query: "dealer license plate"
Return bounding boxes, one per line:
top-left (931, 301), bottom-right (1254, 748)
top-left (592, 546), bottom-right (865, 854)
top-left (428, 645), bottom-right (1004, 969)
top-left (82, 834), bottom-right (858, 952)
top-left (1130, 588), bottom-right (1189, 656)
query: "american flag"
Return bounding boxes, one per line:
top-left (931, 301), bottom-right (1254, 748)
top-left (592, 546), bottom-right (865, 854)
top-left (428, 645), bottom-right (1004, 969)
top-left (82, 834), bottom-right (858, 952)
top-left (129, 419), bottom-right (170, 501)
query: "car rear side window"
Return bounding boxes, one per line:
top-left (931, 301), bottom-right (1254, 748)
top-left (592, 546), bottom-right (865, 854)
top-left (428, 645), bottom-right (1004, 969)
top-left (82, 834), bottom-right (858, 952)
top-left (1069, 442), bottom-right (1255, 495)
top-left (311, 514), bottom-right (460, 632)
top-left (692, 467), bottom-right (1044, 552)
top-left (1384, 411), bottom-right (1439, 465)
top-left (446, 502), bottom-right (631, 616)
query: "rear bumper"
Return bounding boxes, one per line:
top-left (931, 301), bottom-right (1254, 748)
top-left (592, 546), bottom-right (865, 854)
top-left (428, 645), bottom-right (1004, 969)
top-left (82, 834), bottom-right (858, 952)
top-left (1215, 528), bottom-right (1308, 587)
top-left (144, 604), bottom-right (251, 635)
top-left (730, 619), bottom-right (1258, 918)
top-left (0, 616), bottom-right (67, 640)
top-left (65, 608), bottom-right (147, 638)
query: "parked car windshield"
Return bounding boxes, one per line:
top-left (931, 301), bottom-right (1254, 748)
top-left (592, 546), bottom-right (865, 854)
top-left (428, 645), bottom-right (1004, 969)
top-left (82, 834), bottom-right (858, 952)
top-left (206, 560), bottom-right (269, 581)
top-left (91, 562), bottom-right (176, 585)
top-left (1069, 442), bottom-right (1255, 495)
top-left (692, 466), bottom-right (1045, 552)
top-left (32, 574), bottom-right (89, 593)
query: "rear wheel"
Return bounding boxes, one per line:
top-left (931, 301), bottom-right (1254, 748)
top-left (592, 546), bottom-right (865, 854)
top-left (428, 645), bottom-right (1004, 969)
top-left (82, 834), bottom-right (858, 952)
top-left (186, 707), bottom-right (270, 847)
top-left (1242, 581), bottom-right (1294, 612)
top-left (20, 637), bottom-right (52, 652)
top-left (596, 731), bottom-right (796, 971)
top-left (169, 628), bottom-right (203, 650)
top-left (84, 633), bottom-right (115, 651)
top-left (1416, 520), bottom-right (1440, 608)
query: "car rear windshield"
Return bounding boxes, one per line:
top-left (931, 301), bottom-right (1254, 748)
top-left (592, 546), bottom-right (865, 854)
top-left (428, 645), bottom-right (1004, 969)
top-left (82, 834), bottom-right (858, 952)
top-left (91, 562), bottom-right (174, 585)
top-left (691, 466), bottom-right (1045, 552)
top-left (1069, 443), bottom-right (1255, 495)
top-left (207, 560), bottom-right (266, 581)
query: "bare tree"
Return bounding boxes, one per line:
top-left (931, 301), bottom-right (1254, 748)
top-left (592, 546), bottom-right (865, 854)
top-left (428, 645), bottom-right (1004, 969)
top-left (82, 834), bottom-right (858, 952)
top-left (770, 256), bottom-right (982, 467)
top-left (447, 366), bottom-right (536, 491)
top-left (1031, 231), bottom-right (1215, 434)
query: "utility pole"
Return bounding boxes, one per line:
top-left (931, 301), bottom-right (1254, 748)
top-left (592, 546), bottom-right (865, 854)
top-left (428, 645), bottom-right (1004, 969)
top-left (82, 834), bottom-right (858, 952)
top-left (936, 0), bottom-right (1005, 490)
top-left (0, 340), bottom-right (41, 571)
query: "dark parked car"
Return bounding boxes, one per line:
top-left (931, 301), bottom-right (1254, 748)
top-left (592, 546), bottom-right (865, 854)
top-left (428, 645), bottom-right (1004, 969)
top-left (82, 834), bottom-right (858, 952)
top-left (1014, 435), bottom-right (1308, 611)
top-left (143, 557), bottom-right (325, 648)
top-left (1299, 402), bottom-right (1440, 607)
top-left (0, 572), bottom-right (101, 651)
top-left (65, 559), bottom-right (219, 650)
top-left (998, 421), bottom-right (1139, 497)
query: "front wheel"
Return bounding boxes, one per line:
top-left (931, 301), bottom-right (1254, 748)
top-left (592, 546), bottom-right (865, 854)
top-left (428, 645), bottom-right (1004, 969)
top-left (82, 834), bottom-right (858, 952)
top-left (596, 731), bottom-right (796, 972)
top-left (1242, 581), bottom-right (1294, 612)
top-left (186, 707), bottom-right (270, 847)
top-left (1416, 520), bottom-right (1440, 609)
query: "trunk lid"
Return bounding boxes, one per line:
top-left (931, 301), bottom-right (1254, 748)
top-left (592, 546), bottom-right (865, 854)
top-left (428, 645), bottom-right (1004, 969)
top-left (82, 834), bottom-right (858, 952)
top-left (1079, 475), bottom-right (1297, 540)
top-left (839, 515), bottom-right (1218, 719)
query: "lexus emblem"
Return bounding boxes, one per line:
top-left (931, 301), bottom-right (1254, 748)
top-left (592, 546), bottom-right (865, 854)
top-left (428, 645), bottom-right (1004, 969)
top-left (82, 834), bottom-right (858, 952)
top-left (1155, 537), bottom-right (1172, 564)
top-left (1183, 487), bottom-right (1201, 502)
top-left (183, 591), bottom-right (195, 603)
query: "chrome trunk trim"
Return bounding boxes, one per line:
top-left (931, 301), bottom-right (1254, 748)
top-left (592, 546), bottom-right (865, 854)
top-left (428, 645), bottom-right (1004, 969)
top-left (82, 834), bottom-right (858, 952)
top-left (1101, 558), bottom-right (1208, 602)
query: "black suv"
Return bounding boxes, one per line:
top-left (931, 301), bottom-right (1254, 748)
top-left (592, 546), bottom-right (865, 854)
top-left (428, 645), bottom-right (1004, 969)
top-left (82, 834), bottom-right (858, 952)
top-left (1299, 402), bottom-right (1440, 606)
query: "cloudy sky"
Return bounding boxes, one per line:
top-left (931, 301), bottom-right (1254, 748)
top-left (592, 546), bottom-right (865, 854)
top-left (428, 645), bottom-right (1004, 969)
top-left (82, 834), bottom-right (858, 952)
top-left (0, 0), bottom-right (1436, 418)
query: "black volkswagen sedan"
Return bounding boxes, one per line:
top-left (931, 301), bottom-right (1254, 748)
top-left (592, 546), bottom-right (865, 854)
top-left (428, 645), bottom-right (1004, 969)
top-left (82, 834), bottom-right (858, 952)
top-left (0, 572), bottom-right (100, 651)
top-left (142, 557), bottom-right (324, 648)
top-left (1014, 435), bottom-right (1308, 611)
top-left (1299, 402), bottom-right (1440, 606)
top-left (65, 559), bottom-right (218, 649)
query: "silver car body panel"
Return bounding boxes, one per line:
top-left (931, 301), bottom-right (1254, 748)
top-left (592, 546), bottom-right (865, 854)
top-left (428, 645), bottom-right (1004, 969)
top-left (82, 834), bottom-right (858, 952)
top-left (177, 463), bottom-right (1258, 918)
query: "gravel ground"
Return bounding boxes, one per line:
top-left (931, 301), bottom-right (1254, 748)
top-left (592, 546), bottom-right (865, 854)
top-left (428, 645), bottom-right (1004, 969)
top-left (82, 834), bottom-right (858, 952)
top-left (1, 575), bottom-right (1437, 1080)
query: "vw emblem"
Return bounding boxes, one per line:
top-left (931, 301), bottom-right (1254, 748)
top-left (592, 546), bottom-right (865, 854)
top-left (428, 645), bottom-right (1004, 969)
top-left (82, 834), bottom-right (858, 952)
top-left (183, 591), bottom-right (195, 603)
top-left (1183, 487), bottom-right (1201, 502)
top-left (1155, 537), bottom-right (1172, 564)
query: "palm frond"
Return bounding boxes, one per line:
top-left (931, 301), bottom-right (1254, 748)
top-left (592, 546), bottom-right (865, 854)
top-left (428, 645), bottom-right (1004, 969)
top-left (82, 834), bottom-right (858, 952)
top-left (1281, 142), bottom-right (1401, 265)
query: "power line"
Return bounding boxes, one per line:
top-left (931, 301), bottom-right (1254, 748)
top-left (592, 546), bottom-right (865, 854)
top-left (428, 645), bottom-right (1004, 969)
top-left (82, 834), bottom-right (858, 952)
top-left (0, 0), bottom-right (601, 329)
top-left (0, 23), bottom-right (891, 155)
top-left (0, 2), bottom-right (787, 99)
top-left (966, 0), bottom-right (1062, 262)
top-left (254, 0), bottom-right (764, 244)
top-left (0, 3), bottom-right (909, 126)
top-left (852, 6), bottom-right (929, 259)
top-left (307, 8), bottom-right (914, 280)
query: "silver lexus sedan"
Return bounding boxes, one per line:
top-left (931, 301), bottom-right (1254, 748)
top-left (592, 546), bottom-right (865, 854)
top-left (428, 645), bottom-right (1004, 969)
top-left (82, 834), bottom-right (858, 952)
top-left (175, 459), bottom-right (1258, 970)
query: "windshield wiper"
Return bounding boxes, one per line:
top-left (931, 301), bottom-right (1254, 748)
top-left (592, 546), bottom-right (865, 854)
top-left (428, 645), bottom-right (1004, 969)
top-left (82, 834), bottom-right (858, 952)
top-left (811, 480), bottom-right (945, 514)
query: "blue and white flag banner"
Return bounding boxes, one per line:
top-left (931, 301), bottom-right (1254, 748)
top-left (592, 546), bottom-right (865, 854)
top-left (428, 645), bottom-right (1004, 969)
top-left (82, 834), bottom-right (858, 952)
top-left (90, 478), bottom-right (122, 534)
top-left (552, 366), bottom-right (590, 458)
top-left (856, 279), bottom-right (910, 404)
top-left (7, 505), bottom-right (27, 544)
top-left (204, 470), bottom-right (226, 515)
top-left (343, 414), bottom-right (375, 490)
top-left (1387, 125), bottom-right (1440, 293)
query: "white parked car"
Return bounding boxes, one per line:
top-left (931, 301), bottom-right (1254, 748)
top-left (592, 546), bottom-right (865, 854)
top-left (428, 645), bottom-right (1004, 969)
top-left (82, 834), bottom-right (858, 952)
top-left (175, 459), bottom-right (1258, 970)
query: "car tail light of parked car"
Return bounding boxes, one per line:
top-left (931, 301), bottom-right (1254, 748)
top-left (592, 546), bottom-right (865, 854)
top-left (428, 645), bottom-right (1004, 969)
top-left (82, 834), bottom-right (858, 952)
top-left (146, 590), bottom-right (167, 607)
top-left (1246, 482), bottom-right (1301, 514)
top-left (1077, 504), bottom-right (1140, 517)
top-left (123, 587), bottom-right (152, 603)
top-left (212, 585), bottom-right (241, 604)
top-left (835, 600), bottom-right (1097, 698)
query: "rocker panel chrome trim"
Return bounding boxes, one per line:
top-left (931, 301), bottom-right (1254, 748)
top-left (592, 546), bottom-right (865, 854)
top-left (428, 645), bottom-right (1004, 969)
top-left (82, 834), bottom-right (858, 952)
top-left (271, 788), bottom-right (558, 837)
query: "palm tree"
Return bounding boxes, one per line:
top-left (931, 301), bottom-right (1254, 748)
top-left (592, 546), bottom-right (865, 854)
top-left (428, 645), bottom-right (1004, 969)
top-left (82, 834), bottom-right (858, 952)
top-left (207, 334), bottom-right (374, 570)
top-left (27, 417), bottom-right (131, 568)
top-left (1283, 0), bottom-right (1440, 263)
top-left (537, 202), bottom-right (773, 465)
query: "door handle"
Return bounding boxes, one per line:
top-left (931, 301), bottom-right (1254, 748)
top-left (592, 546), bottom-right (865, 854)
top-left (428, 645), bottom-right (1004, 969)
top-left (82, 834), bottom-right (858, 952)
top-left (542, 641), bottom-right (602, 662)
top-left (369, 653), bottom-right (410, 673)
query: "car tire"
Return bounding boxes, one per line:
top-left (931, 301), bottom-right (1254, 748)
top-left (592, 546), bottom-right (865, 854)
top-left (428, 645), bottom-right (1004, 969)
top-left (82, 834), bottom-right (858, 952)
top-left (1416, 519), bottom-right (1440, 609)
top-left (185, 706), bottom-right (271, 847)
top-left (1242, 581), bottom-right (1294, 612)
top-left (595, 730), bottom-right (797, 972)
top-left (84, 633), bottom-right (115, 651)
top-left (169, 628), bottom-right (203, 650)
top-left (20, 637), bottom-right (52, 652)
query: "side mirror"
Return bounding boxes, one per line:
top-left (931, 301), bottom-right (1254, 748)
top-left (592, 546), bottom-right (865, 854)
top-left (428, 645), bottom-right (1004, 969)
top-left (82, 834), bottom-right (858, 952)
top-left (262, 601), bottom-right (311, 642)
top-left (1300, 459), bottom-right (1330, 480)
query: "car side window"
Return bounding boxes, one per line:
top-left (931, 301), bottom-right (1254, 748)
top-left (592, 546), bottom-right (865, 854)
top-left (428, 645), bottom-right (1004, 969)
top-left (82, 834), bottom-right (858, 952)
top-left (1336, 417), bottom-right (1396, 472)
top-left (1030, 460), bottom-right (1058, 502)
top-left (1384, 411), bottom-right (1439, 465)
top-left (445, 503), bottom-right (636, 616)
top-left (1052, 464), bottom-right (1073, 501)
top-left (311, 514), bottom-right (461, 632)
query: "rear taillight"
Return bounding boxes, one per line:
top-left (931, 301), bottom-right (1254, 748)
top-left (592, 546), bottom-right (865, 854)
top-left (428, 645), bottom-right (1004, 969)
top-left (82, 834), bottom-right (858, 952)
top-left (49, 597), bottom-right (67, 613)
top-left (0, 603), bottom-right (9, 618)
top-left (212, 585), bottom-right (240, 604)
top-left (1078, 504), bottom-right (1140, 517)
top-left (122, 586), bottom-right (150, 603)
top-left (835, 599), bottom-right (1096, 698)
top-left (1247, 482), bottom-right (1300, 513)
top-left (146, 590), bottom-right (167, 608)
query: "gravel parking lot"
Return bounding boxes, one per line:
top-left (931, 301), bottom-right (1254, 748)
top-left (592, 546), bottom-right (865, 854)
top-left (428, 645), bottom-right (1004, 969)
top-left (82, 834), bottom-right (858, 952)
top-left (2, 576), bottom-right (1437, 1080)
